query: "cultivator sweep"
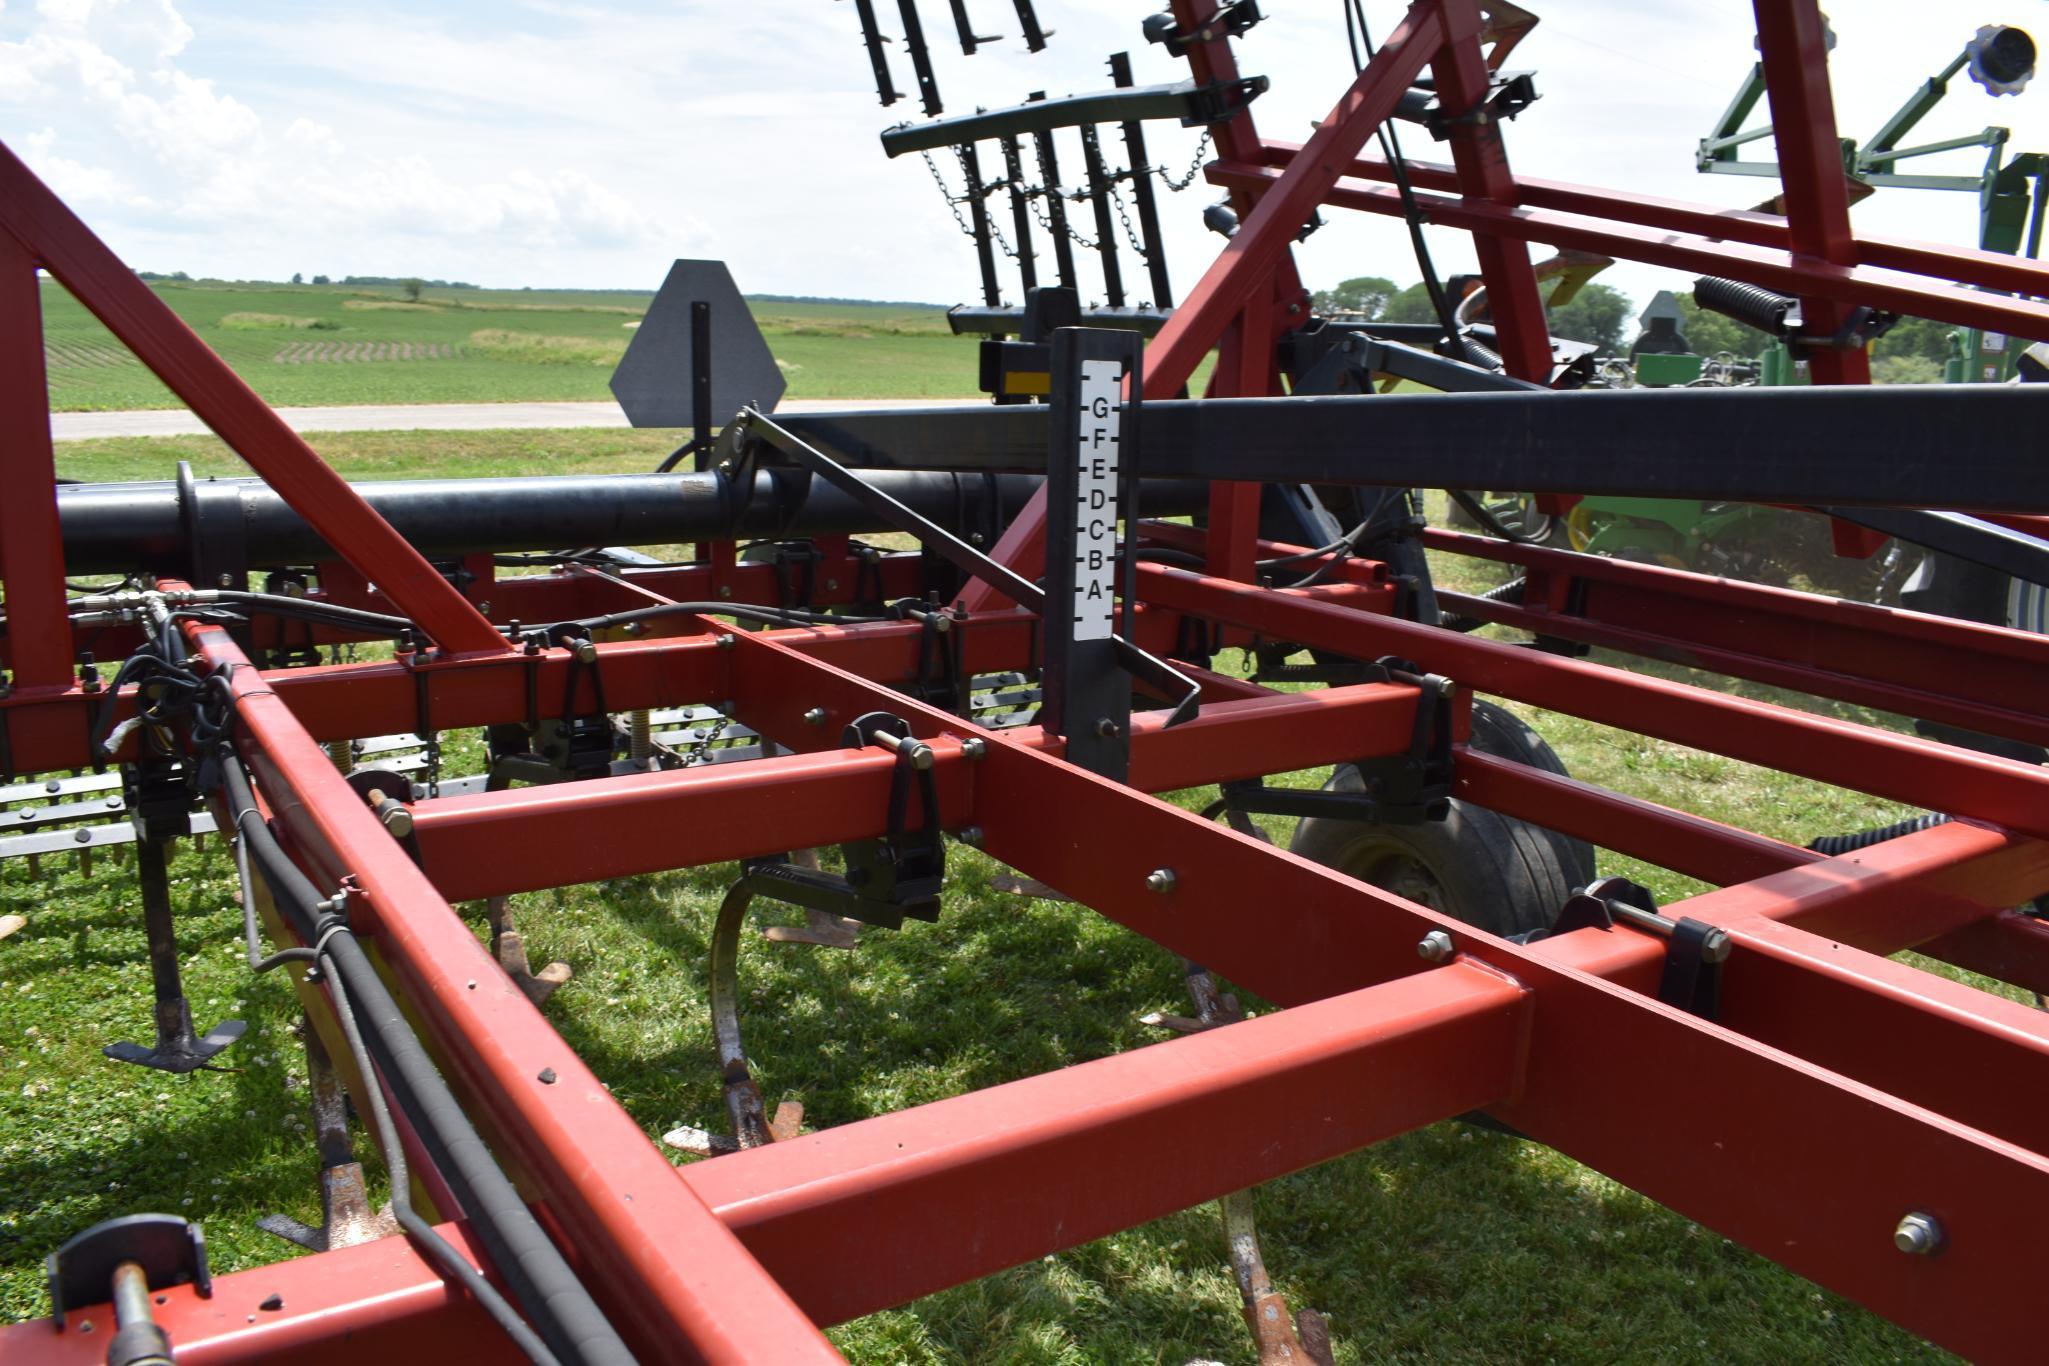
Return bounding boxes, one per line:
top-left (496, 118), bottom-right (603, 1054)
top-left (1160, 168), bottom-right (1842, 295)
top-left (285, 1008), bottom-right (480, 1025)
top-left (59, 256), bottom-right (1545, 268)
top-left (5, 0), bottom-right (2049, 1361)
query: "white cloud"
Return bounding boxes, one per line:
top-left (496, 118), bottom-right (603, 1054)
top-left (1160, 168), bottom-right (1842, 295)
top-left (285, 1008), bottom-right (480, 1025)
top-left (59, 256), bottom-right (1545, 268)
top-left (0, 0), bottom-right (677, 280)
top-left (0, 0), bottom-right (2043, 304)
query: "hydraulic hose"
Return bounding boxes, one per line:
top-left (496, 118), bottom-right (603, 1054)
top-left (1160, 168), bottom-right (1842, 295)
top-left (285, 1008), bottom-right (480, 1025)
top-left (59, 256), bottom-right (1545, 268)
top-left (216, 755), bottom-right (633, 1366)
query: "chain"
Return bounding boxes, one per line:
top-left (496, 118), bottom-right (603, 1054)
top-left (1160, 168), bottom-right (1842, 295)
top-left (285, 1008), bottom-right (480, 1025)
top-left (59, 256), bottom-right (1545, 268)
top-left (923, 146), bottom-right (1023, 261)
top-left (1109, 182), bottom-right (1150, 258)
top-left (1158, 129), bottom-right (1212, 191)
top-left (683, 711), bottom-right (732, 767)
top-left (920, 148), bottom-right (979, 240)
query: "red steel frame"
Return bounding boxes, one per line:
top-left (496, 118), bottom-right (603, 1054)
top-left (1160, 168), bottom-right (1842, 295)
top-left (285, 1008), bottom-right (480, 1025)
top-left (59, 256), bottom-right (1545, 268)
top-left (7, 1), bottom-right (2049, 1361)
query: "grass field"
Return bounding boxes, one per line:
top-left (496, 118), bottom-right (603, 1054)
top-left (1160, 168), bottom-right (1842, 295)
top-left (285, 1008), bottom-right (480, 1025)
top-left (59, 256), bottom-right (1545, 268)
top-left (38, 278), bottom-right (986, 410)
top-left (0, 432), bottom-right (2000, 1361)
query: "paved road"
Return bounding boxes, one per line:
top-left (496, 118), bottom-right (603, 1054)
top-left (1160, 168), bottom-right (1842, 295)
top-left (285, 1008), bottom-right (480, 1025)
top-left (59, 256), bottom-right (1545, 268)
top-left (50, 397), bottom-right (936, 443)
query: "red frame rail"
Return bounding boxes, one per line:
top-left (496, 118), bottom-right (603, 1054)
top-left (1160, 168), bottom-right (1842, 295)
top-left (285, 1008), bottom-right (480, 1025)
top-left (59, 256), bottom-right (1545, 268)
top-left (6, 0), bottom-right (2049, 1361)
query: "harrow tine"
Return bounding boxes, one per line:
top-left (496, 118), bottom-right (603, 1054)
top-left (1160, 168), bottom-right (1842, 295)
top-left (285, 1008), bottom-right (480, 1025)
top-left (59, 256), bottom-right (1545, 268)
top-left (483, 896), bottom-right (573, 1006)
top-left (1145, 962), bottom-right (1331, 1366)
top-left (258, 1024), bottom-right (399, 1252)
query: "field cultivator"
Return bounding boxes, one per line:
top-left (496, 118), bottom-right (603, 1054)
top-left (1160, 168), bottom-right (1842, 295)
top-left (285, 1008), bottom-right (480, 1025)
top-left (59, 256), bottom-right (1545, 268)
top-left (4, 0), bottom-right (2049, 1361)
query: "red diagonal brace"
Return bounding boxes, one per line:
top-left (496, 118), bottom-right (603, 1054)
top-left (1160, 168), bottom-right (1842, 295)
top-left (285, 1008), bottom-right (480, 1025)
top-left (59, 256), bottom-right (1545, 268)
top-left (1752, 0), bottom-right (1870, 385)
top-left (0, 233), bottom-right (74, 692)
top-left (0, 140), bottom-right (508, 655)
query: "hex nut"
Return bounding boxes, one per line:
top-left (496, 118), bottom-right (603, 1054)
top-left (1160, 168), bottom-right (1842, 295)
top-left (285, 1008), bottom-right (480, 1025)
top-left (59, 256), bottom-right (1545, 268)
top-left (1145, 868), bottom-right (1176, 894)
top-left (1417, 929), bottom-right (1456, 963)
top-left (1894, 1211), bottom-right (1943, 1256)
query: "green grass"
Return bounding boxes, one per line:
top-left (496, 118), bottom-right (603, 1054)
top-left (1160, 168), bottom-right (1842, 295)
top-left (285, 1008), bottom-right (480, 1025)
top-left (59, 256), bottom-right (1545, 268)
top-left (0, 448), bottom-right (1992, 1361)
top-left (38, 278), bottom-right (984, 410)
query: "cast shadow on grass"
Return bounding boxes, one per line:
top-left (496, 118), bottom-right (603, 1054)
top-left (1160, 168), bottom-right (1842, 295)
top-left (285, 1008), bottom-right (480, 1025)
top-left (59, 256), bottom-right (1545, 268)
top-left (522, 852), bottom-right (1194, 1145)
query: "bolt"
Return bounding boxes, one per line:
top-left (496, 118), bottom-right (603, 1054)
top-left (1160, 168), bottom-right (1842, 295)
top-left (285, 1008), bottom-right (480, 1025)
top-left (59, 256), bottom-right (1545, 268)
top-left (574, 639), bottom-right (598, 664)
top-left (1894, 1211), bottom-right (1943, 1256)
top-left (476, 600), bottom-right (491, 615)
top-left (537, 1067), bottom-right (558, 1085)
top-left (970, 532), bottom-right (985, 545)
top-left (905, 742), bottom-right (935, 771)
top-left (717, 460), bottom-right (733, 476)
top-left (958, 825), bottom-right (984, 847)
top-left (1699, 927), bottom-right (1734, 964)
top-left (960, 737), bottom-right (987, 760)
top-left (1417, 929), bottom-right (1456, 963)
top-left (624, 620), bottom-right (646, 637)
top-left (1436, 677), bottom-right (1456, 699)
top-left (217, 573), bottom-right (234, 588)
top-left (803, 707), bottom-right (828, 726)
top-left (718, 586), bottom-right (734, 599)
top-left (1094, 718), bottom-right (1121, 738)
top-left (1145, 867), bottom-right (1176, 894)
top-left (826, 578), bottom-right (840, 592)
top-left (715, 632), bottom-right (737, 650)
top-left (382, 804), bottom-right (413, 838)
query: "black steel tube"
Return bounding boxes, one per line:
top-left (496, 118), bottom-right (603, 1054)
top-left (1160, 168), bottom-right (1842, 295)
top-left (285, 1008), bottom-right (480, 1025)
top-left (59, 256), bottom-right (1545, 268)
top-left (56, 471), bottom-right (1209, 575)
top-left (1030, 100), bottom-right (1080, 291)
top-left (738, 387), bottom-right (2049, 513)
top-left (1079, 123), bottom-right (1126, 308)
top-left (960, 143), bottom-right (1003, 308)
top-left (1110, 51), bottom-right (1174, 309)
top-left (1001, 135), bottom-right (1038, 294)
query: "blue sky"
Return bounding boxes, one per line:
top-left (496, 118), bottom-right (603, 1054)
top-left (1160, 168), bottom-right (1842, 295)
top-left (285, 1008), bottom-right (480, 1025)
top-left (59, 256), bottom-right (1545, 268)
top-left (3, 0), bottom-right (2046, 314)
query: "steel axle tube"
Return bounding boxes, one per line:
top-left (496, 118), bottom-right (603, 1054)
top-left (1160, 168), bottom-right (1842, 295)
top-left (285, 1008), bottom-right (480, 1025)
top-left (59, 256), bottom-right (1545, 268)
top-left (54, 470), bottom-right (1209, 575)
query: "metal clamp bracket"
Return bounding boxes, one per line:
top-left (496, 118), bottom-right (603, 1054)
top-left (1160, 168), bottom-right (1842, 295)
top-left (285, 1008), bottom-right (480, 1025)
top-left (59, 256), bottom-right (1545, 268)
top-left (1223, 657), bottom-right (1454, 826)
top-left (1142, 1), bottom-right (1262, 58)
top-left (1546, 876), bottom-right (1731, 1019)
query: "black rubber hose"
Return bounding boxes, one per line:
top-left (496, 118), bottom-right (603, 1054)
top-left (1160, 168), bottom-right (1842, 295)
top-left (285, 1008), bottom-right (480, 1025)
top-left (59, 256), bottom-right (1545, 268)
top-left (216, 756), bottom-right (633, 1366)
top-left (1693, 276), bottom-right (1797, 336)
top-left (1806, 811), bottom-right (1949, 857)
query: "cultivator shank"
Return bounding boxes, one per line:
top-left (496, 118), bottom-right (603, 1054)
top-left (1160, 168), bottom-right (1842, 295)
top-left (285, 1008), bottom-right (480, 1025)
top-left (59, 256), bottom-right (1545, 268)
top-left (5, 1), bottom-right (2049, 1361)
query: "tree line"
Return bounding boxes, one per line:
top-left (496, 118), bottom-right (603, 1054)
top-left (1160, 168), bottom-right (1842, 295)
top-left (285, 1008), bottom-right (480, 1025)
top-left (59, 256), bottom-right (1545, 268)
top-left (1312, 274), bottom-right (1976, 382)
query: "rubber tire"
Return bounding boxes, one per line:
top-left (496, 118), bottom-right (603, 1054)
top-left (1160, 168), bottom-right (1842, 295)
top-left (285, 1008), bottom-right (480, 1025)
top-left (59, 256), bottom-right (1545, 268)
top-left (1288, 700), bottom-right (1595, 938)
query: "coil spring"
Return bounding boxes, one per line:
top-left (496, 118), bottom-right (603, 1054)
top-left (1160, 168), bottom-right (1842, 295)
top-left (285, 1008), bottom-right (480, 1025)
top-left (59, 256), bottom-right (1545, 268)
top-left (1806, 811), bottom-right (1949, 857)
top-left (1693, 276), bottom-right (1798, 336)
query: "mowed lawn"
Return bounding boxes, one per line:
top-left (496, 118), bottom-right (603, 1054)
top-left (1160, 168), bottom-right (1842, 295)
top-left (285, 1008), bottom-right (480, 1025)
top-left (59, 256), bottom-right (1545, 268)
top-left (0, 433), bottom-right (1999, 1361)
top-left (38, 278), bottom-right (985, 409)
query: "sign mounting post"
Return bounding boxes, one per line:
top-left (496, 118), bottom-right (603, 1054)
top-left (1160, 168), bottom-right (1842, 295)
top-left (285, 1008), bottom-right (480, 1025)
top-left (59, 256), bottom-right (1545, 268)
top-left (1040, 326), bottom-right (1143, 780)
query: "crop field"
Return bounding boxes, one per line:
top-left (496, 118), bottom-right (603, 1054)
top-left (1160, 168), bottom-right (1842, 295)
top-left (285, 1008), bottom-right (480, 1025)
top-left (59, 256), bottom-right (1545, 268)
top-left (37, 278), bottom-right (986, 410)
top-left (1, 424), bottom-right (2002, 1360)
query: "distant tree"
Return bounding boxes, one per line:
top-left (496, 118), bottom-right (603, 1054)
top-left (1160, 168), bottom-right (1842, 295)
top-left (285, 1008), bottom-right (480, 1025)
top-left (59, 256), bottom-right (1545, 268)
top-left (1873, 353), bottom-right (1943, 385)
top-left (1544, 282), bottom-right (1632, 354)
top-left (311, 274), bottom-right (331, 285)
top-left (290, 272), bottom-right (303, 285)
top-left (402, 277), bottom-right (425, 302)
top-left (1672, 297), bottom-right (1768, 359)
top-left (1872, 315), bottom-right (1963, 367)
top-left (1380, 281), bottom-right (1440, 324)
top-left (1313, 274), bottom-right (1397, 318)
